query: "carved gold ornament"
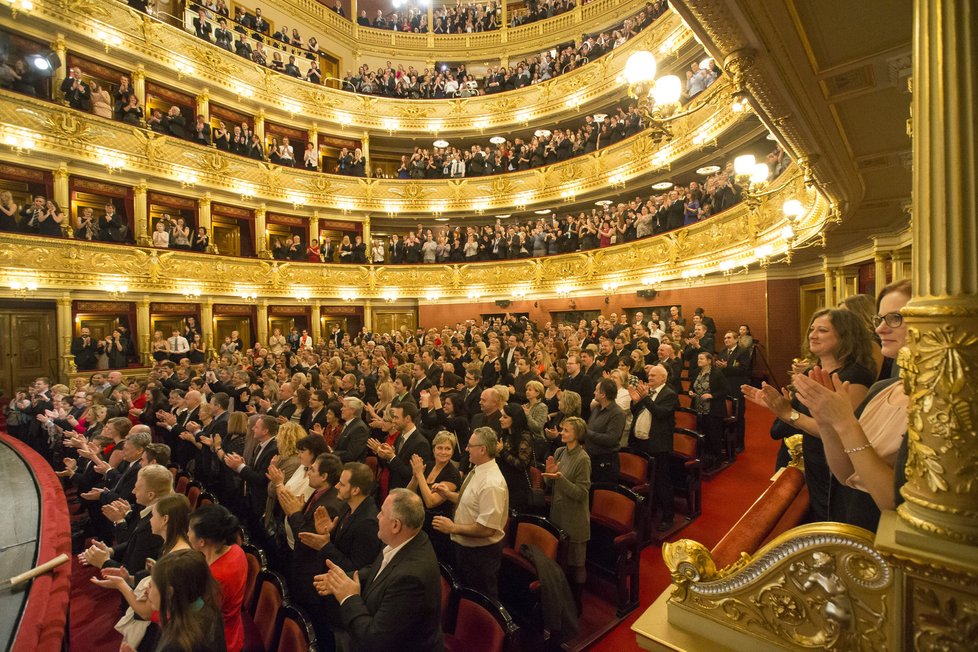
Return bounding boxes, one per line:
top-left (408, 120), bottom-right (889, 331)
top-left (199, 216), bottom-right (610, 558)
top-left (664, 524), bottom-right (895, 651)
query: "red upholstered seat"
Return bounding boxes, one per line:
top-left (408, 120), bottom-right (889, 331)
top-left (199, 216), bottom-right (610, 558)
top-left (669, 430), bottom-right (704, 519)
top-left (185, 482), bottom-right (201, 509)
top-left (244, 570), bottom-right (287, 652)
top-left (242, 543), bottom-right (266, 607)
top-left (275, 605), bottom-right (317, 652)
top-left (174, 472), bottom-right (190, 495)
top-left (588, 484), bottom-right (643, 616)
top-left (444, 588), bottom-right (516, 652)
top-left (499, 515), bottom-right (566, 628)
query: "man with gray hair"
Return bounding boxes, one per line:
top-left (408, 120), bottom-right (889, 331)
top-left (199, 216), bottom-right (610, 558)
top-left (314, 488), bottom-right (443, 651)
top-left (335, 396), bottom-right (370, 462)
top-left (432, 426), bottom-right (509, 599)
top-left (97, 425), bottom-right (152, 507)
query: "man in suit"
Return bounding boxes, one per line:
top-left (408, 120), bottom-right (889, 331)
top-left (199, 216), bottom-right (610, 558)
top-left (298, 462), bottom-right (382, 646)
top-left (694, 307), bottom-right (717, 336)
top-left (580, 348), bottom-right (603, 384)
top-left (716, 330), bottom-right (751, 450)
top-left (460, 368), bottom-right (482, 420)
top-left (71, 327), bottom-right (99, 370)
top-left (263, 382), bottom-right (297, 421)
top-left (303, 389), bottom-right (330, 434)
top-left (80, 464), bottom-right (171, 575)
top-left (390, 374), bottom-right (416, 409)
top-left (480, 343), bottom-right (501, 388)
top-left (658, 343), bottom-right (684, 395)
top-left (315, 489), bottom-right (443, 652)
top-left (367, 402), bottom-right (432, 494)
top-left (224, 414), bottom-right (279, 535)
top-left (97, 427), bottom-right (151, 506)
top-left (158, 389), bottom-right (200, 469)
top-left (334, 397), bottom-right (370, 462)
top-left (560, 353), bottom-right (595, 421)
top-left (409, 363), bottom-right (432, 405)
top-left (629, 365), bottom-right (679, 531)
top-left (97, 203), bottom-right (128, 243)
top-left (470, 388), bottom-right (503, 435)
top-left (330, 324), bottom-right (345, 349)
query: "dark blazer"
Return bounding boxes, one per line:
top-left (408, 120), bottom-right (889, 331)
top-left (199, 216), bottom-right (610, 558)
top-left (460, 387), bottom-right (481, 421)
top-left (239, 439), bottom-right (279, 520)
top-left (99, 459), bottom-right (141, 505)
top-left (267, 398), bottom-right (297, 421)
top-left (694, 367), bottom-right (731, 417)
top-left (718, 345), bottom-right (752, 389)
top-left (632, 386), bottom-right (679, 454)
top-left (71, 336), bottom-right (99, 370)
top-left (104, 511), bottom-right (163, 575)
top-left (410, 377), bottom-right (432, 405)
top-left (318, 499), bottom-right (381, 572)
top-left (338, 531), bottom-right (444, 652)
top-left (560, 372), bottom-right (595, 420)
top-left (302, 407), bottom-right (329, 433)
top-left (334, 418), bottom-right (370, 462)
top-left (384, 430), bottom-right (432, 491)
top-left (288, 486), bottom-right (345, 609)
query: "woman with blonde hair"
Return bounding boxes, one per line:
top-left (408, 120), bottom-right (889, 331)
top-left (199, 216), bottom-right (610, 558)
top-left (0, 190), bottom-right (19, 232)
top-left (263, 421), bottom-right (303, 546)
top-left (523, 379), bottom-right (549, 460)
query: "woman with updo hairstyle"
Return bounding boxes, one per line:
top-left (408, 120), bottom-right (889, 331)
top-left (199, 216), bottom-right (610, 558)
top-left (188, 506), bottom-right (246, 652)
top-left (498, 402), bottom-right (535, 512)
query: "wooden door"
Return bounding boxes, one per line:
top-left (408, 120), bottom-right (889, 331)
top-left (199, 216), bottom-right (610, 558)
top-left (0, 309), bottom-right (58, 398)
top-left (372, 311), bottom-right (416, 336)
top-left (799, 283), bottom-right (826, 343)
top-left (213, 220), bottom-right (241, 257)
top-left (214, 317), bottom-right (252, 350)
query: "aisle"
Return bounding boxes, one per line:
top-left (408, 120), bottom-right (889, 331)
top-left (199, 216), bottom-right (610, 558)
top-left (588, 401), bottom-right (782, 651)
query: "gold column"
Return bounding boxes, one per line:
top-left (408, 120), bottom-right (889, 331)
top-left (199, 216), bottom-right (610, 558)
top-left (361, 131), bottom-right (370, 176)
top-left (196, 88), bottom-right (209, 121)
top-left (501, 1), bottom-right (508, 33)
top-left (312, 300), bottom-right (323, 344)
top-left (890, 248), bottom-right (910, 281)
top-left (133, 180), bottom-right (150, 246)
top-left (351, 0), bottom-right (358, 34)
top-left (309, 210), bottom-right (320, 245)
top-left (362, 214), bottom-right (371, 253)
top-left (132, 65), bottom-right (146, 113)
top-left (256, 300), bottom-right (268, 346)
top-left (200, 298), bottom-right (214, 357)
top-left (256, 203), bottom-right (268, 258)
top-left (833, 267), bottom-right (847, 302)
top-left (363, 299), bottom-right (372, 331)
top-left (198, 193), bottom-right (215, 253)
top-left (894, 0), bottom-right (978, 544)
top-left (51, 34), bottom-right (67, 102)
top-left (255, 108), bottom-right (265, 142)
top-left (53, 163), bottom-right (70, 236)
top-left (56, 293), bottom-right (74, 379)
top-left (427, 1), bottom-right (434, 36)
top-left (822, 259), bottom-right (835, 306)
top-left (874, 250), bottom-right (890, 297)
top-left (135, 296), bottom-right (151, 366)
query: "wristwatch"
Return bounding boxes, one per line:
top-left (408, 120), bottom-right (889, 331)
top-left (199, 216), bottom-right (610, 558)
top-left (788, 410), bottom-right (800, 422)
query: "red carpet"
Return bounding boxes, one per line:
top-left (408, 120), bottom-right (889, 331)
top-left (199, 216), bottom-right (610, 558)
top-left (588, 402), bottom-right (782, 651)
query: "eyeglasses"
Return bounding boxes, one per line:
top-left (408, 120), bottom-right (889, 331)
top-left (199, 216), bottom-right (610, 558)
top-left (465, 442), bottom-right (486, 450)
top-left (872, 312), bottom-right (904, 328)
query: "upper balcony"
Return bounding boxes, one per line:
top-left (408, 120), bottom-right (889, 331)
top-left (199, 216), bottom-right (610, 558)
top-left (4, 0), bottom-right (693, 135)
top-left (265, 0), bottom-right (653, 60)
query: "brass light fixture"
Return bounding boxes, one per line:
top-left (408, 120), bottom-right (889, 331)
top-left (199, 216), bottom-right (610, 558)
top-left (622, 51), bottom-right (716, 143)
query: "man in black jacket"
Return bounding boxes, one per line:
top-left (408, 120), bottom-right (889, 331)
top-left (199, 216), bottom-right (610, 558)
top-left (334, 398), bottom-right (370, 462)
top-left (560, 353), bottom-right (595, 421)
top-left (71, 327), bottom-right (99, 371)
top-left (314, 489), bottom-right (443, 652)
top-left (367, 402), bottom-right (432, 492)
top-left (223, 414), bottom-right (278, 536)
top-left (60, 67), bottom-right (91, 110)
top-left (716, 331), bottom-right (751, 450)
top-left (629, 365), bottom-right (679, 530)
top-left (80, 463), bottom-right (171, 575)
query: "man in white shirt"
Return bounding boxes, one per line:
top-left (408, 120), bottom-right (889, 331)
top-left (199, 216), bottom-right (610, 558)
top-left (431, 426), bottom-right (509, 600)
top-left (167, 329), bottom-right (190, 363)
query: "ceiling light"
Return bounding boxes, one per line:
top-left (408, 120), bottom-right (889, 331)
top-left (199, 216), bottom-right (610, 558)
top-left (751, 162), bottom-right (770, 184)
top-left (651, 181), bottom-right (674, 190)
top-left (534, 129), bottom-right (552, 138)
top-left (623, 50), bottom-right (657, 85)
top-left (766, 132), bottom-right (778, 141)
top-left (595, 200), bottom-right (613, 207)
top-left (593, 113), bottom-right (607, 123)
top-left (489, 136), bottom-right (506, 145)
top-left (433, 139), bottom-right (449, 148)
top-left (651, 75), bottom-right (682, 105)
top-left (734, 154), bottom-right (757, 176)
top-left (696, 165), bottom-right (721, 175)
top-left (495, 214), bottom-right (511, 218)
top-left (434, 217), bottom-right (449, 222)
top-left (534, 209), bottom-right (551, 215)
top-left (783, 199), bottom-right (804, 218)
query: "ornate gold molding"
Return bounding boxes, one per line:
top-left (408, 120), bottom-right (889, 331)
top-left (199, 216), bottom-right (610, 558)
top-left (0, 165), bottom-right (827, 298)
top-left (271, 0), bottom-right (647, 60)
top-left (0, 79), bottom-right (741, 213)
top-left (663, 523), bottom-right (897, 651)
top-left (9, 0), bottom-right (691, 135)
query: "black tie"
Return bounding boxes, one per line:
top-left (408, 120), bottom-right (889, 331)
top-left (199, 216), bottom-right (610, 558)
top-left (394, 433), bottom-right (405, 454)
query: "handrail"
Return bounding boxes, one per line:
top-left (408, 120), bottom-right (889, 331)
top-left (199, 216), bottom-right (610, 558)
top-left (0, 78), bottom-right (738, 213)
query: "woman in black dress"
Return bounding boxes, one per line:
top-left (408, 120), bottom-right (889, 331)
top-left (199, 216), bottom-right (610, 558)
top-left (189, 333), bottom-right (206, 365)
top-left (497, 403), bottom-right (535, 513)
top-left (408, 431), bottom-right (462, 564)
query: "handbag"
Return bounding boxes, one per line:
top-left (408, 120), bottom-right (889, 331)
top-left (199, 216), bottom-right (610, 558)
top-left (114, 575), bottom-right (153, 647)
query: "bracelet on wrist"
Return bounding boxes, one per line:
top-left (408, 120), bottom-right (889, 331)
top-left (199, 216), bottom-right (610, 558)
top-left (844, 442), bottom-right (873, 455)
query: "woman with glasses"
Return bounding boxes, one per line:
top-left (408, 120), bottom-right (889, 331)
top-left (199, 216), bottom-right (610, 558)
top-left (789, 280), bottom-right (913, 532)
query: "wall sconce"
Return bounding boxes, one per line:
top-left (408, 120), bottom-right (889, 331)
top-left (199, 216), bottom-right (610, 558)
top-left (430, 201), bottom-right (446, 215)
top-left (601, 280), bottom-right (620, 294)
top-left (514, 193), bottom-right (531, 210)
top-left (470, 200), bottom-right (488, 214)
top-left (754, 244), bottom-right (775, 268)
top-left (237, 290), bottom-right (258, 302)
top-left (10, 280), bottom-right (38, 297)
top-left (467, 288), bottom-right (483, 300)
top-left (104, 282), bottom-right (128, 299)
top-left (680, 269), bottom-right (706, 286)
top-left (555, 285), bottom-right (571, 297)
top-left (94, 28), bottom-right (123, 53)
top-left (473, 119), bottom-right (488, 132)
top-left (338, 199), bottom-right (354, 214)
top-left (235, 182), bottom-right (255, 201)
top-left (174, 59), bottom-right (195, 81)
top-left (233, 82), bottom-right (254, 100)
top-left (429, 121), bottom-right (443, 135)
top-left (340, 289), bottom-right (358, 302)
top-left (515, 111), bottom-right (531, 126)
top-left (424, 290), bottom-right (440, 301)
top-left (97, 148), bottom-right (125, 173)
top-left (182, 287), bottom-right (201, 299)
top-left (608, 173), bottom-right (626, 189)
top-left (2, 0), bottom-right (35, 18)
top-left (335, 112), bottom-right (352, 128)
top-left (383, 118), bottom-right (399, 135)
top-left (560, 187), bottom-right (577, 202)
top-left (512, 288), bottom-right (528, 300)
top-left (382, 289), bottom-right (399, 303)
top-left (384, 201), bottom-right (400, 216)
top-left (294, 289), bottom-right (310, 302)
top-left (283, 100), bottom-right (300, 118)
top-left (288, 193), bottom-right (307, 209)
top-left (176, 168), bottom-right (198, 189)
top-left (3, 127), bottom-right (36, 154)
